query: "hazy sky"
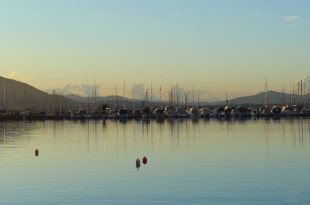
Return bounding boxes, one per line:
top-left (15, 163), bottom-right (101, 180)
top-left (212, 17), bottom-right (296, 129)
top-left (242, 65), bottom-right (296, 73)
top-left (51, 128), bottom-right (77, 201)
top-left (0, 0), bottom-right (309, 100)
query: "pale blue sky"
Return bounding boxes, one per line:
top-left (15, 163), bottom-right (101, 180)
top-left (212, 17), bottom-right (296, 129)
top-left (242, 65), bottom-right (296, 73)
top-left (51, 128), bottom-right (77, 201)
top-left (0, 0), bottom-right (309, 99)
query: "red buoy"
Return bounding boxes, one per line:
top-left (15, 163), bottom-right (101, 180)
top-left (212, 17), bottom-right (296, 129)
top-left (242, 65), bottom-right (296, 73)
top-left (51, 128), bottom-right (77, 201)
top-left (142, 156), bottom-right (147, 164)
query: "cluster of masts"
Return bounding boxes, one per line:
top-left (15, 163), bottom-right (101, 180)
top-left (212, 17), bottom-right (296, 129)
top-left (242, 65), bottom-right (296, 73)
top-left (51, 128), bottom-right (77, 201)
top-left (1, 78), bottom-right (310, 120)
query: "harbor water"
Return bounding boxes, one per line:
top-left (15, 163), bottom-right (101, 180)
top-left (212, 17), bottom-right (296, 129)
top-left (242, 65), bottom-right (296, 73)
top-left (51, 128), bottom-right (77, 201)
top-left (0, 118), bottom-right (310, 204)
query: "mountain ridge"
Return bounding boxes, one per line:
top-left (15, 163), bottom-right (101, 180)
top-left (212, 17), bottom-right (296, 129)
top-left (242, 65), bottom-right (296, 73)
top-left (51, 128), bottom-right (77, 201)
top-left (1, 76), bottom-right (309, 110)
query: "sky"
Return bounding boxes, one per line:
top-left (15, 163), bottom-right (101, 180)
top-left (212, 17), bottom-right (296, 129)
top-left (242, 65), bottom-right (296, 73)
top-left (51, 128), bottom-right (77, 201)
top-left (0, 0), bottom-right (310, 100)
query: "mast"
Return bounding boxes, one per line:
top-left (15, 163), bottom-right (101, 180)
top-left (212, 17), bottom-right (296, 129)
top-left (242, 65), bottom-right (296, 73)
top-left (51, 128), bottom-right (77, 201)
top-left (3, 78), bottom-right (6, 109)
top-left (115, 85), bottom-right (118, 109)
top-left (301, 80), bottom-right (303, 106)
top-left (94, 79), bottom-right (97, 109)
top-left (197, 91), bottom-right (200, 107)
top-left (145, 88), bottom-right (149, 107)
top-left (123, 81), bottom-right (126, 108)
top-left (60, 92), bottom-right (63, 114)
top-left (150, 82), bottom-right (153, 103)
top-left (225, 91), bottom-right (228, 105)
top-left (264, 77), bottom-right (268, 107)
top-left (53, 89), bottom-right (56, 112)
top-left (159, 85), bottom-right (162, 102)
top-left (169, 89), bottom-right (173, 106)
top-left (159, 85), bottom-right (162, 108)
top-left (87, 87), bottom-right (90, 112)
top-left (176, 84), bottom-right (179, 106)
top-left (185, 92), bottom-right (188, 107)
top-left (289, 82), bottom-right (292, 105)
top-left (308, 85), bottom-right (310, 107)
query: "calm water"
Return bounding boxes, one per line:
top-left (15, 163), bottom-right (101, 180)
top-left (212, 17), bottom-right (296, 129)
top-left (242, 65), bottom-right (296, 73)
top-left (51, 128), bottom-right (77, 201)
top-left (0, 119), bottom-right (310, 205)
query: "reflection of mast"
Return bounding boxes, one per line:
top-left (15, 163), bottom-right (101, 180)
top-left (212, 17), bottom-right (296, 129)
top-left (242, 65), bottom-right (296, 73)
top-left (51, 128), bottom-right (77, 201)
top-left (263, 120), bottom-right (270, 150)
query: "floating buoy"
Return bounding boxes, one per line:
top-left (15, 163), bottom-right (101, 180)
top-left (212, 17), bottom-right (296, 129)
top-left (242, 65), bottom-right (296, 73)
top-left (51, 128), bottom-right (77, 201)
top-left (143, 156), bottom-right (147, 165)
top-left (136, 158), bottom-right (141, 169)
top-left (35, 149), bottom-right (39, 157)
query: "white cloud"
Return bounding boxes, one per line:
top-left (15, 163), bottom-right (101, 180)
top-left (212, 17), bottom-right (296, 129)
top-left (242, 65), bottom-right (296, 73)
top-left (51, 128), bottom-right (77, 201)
top-left (282, 15), bottom-right (299, 23)
top-left (47, 83), bottom-right (101, 96)
top-left (131, 84), bottom-right (145, 100)
top-left (282, 16), bottom-right (300, 26)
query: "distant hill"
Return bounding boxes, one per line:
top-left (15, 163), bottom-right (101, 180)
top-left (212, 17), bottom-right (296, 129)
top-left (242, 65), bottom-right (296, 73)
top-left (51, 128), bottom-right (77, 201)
top-left (208, 91), bottom-right (309, 106)
top-left (1, 76), bottom-right (309, 110)
top-left (0, 76), bottom-right (84, 110)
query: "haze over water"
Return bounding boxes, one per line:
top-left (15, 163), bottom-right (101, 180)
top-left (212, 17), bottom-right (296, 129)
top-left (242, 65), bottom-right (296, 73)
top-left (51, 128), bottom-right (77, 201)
top-left (0, 119), bottom-right (310, 205)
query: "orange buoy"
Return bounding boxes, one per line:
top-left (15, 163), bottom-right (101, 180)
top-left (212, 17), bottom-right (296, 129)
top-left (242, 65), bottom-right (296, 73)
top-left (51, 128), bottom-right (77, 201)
top-left (143, 156), bottom-right (147, 164)
top-left (35, 149), bottom-right (39, 157)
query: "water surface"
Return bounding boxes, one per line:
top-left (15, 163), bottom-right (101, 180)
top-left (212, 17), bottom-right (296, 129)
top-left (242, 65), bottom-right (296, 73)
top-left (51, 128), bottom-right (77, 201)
top-left (0, 119), bottom-right (310, 205)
